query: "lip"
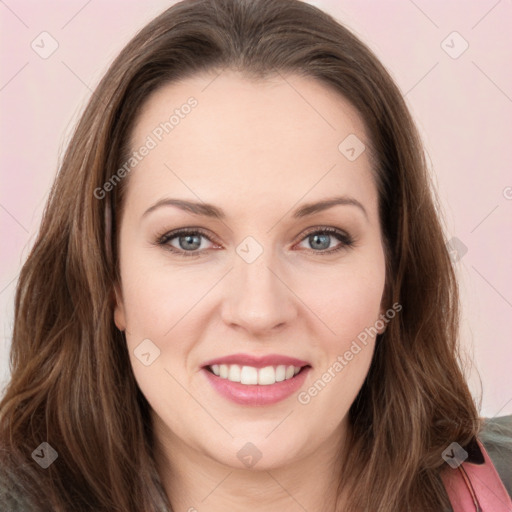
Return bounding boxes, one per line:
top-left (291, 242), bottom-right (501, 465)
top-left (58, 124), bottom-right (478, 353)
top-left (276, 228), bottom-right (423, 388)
top-left (202, 365), bottom-right (312, 406)
top-left (201, 353), bottom-right (311, 369)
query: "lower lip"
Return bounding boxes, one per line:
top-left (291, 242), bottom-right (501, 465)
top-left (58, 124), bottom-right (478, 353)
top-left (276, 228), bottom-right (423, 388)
top-left (202, 367), bottom-right (311, 406)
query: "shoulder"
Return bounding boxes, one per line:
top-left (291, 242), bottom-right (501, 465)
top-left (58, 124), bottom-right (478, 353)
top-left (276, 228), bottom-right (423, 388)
top-left (478, 414), bottom-right (512, 499)
top-left (0, 465), bottom-right (35, 512)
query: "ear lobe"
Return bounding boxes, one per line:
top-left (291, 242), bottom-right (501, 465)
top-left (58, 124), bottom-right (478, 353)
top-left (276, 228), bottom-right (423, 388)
top-left (113, 285), bottom-right (126, 331)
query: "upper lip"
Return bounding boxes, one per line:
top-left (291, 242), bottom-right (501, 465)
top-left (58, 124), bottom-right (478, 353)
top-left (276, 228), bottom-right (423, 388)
top-left (202, 353), bottom-right (311, 369)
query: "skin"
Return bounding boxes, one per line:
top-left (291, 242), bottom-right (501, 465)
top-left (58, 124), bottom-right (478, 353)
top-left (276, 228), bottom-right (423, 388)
top-left (114, 70), bottom-right (387, 512)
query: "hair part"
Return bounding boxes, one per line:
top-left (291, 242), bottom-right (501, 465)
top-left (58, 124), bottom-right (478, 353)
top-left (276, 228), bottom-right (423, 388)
top-left (0, 0), bottom-right (480, 510)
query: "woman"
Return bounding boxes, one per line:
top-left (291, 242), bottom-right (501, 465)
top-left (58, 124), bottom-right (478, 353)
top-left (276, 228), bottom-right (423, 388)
top-left (1, 0), bottom-right (510, 510)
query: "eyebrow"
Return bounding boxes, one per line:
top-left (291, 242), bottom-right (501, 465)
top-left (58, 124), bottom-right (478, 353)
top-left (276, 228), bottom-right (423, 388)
top-left (142, 195), bottom-right (368, 220)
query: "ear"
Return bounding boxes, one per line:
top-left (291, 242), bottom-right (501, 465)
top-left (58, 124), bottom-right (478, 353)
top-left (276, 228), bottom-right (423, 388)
top-left (113, 284), bottom-right (127, 331)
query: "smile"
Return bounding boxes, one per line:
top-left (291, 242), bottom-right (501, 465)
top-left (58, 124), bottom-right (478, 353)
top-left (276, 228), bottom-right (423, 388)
top-left (201, 353), bottom-right (312, 406)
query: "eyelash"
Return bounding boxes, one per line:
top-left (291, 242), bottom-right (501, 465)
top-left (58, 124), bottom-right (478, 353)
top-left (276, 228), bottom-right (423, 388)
top-left (155, 226), bottom-right (355, 258)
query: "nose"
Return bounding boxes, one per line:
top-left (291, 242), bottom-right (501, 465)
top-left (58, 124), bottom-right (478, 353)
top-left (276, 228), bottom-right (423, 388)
top-left (220, 242), bottom-right (298, 335)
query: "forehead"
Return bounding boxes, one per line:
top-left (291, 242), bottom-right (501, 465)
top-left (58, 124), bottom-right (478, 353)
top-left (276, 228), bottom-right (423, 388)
top-left (126, 70), bottom-right (378, 218)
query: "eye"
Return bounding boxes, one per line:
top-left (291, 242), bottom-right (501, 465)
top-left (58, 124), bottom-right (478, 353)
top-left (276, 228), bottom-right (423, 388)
top-left (156, 228), bottom-right (218, 257)
top-left (296, 227), bottom-right (354, 254)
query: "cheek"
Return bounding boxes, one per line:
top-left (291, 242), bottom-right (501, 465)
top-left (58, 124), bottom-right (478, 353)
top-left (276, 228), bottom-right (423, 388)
top-left (119, 251), bottom-right (206, 338)
top-left (298, 255), bottom-right (386, 345)
top-left (296, 270), bottom-right (383, 422)
top-left (298, 254), bottom-right (385, 417)
top-left (118, 263), bottom-right (202, 410)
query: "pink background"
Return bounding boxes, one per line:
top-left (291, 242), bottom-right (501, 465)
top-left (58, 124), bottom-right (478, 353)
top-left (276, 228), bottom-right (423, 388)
top-left (1, 0), bottom-right (511, 417)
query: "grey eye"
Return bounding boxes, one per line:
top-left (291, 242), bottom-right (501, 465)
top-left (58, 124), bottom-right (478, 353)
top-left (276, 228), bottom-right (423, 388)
top-left (308, 233), bottom-right (332, 250)
top-left (177, 234), bottom-right (203, 251)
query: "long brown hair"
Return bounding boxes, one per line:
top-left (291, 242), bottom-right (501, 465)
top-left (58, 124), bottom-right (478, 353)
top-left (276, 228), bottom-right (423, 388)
top-left (0, 0), bottom-right (480, 510)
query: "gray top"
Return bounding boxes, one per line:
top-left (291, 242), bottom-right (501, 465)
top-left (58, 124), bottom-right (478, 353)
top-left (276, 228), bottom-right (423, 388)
top-left (479, 414), bottom-right (512, 498)
top-left (1, 415), bottom-right (511, 510)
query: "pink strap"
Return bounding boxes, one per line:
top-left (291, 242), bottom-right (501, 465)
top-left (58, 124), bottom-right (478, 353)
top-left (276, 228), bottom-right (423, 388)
top-left (441, 439), bottom-right (512, 511)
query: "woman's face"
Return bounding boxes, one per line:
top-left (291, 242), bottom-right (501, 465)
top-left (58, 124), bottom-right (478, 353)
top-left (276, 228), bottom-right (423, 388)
top-left (114, 70), bottom-right (387, 470)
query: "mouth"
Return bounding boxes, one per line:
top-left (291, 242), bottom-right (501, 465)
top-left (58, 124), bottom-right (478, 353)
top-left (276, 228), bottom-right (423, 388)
top-left (200, 354), bottom-right (312, 406)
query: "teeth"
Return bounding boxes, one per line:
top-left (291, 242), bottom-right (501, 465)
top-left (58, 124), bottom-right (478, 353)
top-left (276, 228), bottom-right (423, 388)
top-left (209, 364), bottom-right (303, 385)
